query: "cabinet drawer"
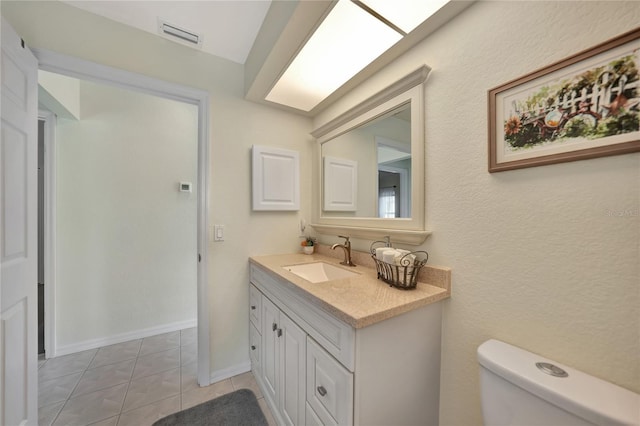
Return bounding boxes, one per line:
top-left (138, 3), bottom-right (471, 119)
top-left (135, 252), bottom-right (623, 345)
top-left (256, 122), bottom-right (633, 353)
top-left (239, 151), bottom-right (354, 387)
top-left (249, 322), bottom-right (260, 371)
top-left (249, 284), bottom-right (262, 330)
top-left (306, 337), bottom-right (353, 426)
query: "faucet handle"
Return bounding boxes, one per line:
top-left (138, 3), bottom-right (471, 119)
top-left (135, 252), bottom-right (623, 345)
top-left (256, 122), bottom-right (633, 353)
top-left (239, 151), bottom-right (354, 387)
top-left (338, 235), bottom-right (350, 244)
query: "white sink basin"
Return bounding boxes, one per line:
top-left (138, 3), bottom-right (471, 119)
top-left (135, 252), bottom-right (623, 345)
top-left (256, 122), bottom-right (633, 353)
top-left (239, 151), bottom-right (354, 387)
top-left (283, 262), bottom-right (359, 283)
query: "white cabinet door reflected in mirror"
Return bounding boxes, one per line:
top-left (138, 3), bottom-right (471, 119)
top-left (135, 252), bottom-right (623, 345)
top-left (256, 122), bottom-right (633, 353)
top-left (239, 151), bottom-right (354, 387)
top-left (323, 156), bottom-right (357, 211)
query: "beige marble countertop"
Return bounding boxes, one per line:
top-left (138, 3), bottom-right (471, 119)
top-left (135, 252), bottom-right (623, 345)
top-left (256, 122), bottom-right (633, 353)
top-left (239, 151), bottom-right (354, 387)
top-left (249, 248), bottom-right (451, 329)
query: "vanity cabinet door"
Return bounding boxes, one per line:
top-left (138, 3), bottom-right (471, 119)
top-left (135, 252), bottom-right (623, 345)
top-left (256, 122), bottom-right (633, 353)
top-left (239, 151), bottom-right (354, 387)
top-left (261, 294), bottom-right (306, 426)
top-left (306, 337), bottom-right (353, 426)
top-left (261, 296), bottom-right (279, 403)
top-left (305, 402), bottom-right (324, 426)
top-left (278, 313), bottom-right (306, 426)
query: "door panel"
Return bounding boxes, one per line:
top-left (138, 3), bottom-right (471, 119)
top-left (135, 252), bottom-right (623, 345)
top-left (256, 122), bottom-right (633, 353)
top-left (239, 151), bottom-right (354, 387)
top-left (2, 300), bottom-right (27, 425)
top-left (261, 296), bottom-right (279, 403)
top-left (2, 123), bottom-right (28, 258)
top-left (279, 314), bottom-right (306, 426)
top-left (1, 16), bottom-right (39, 426)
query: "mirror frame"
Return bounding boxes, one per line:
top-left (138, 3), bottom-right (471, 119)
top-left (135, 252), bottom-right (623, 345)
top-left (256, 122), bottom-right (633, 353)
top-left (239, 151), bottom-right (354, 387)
top-left (310, 66), bottom-right (431, 245)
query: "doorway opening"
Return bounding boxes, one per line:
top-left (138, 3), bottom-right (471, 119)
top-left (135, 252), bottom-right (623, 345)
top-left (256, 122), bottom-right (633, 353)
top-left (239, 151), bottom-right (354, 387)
top-left (35, 49), bottom-right (211, 387)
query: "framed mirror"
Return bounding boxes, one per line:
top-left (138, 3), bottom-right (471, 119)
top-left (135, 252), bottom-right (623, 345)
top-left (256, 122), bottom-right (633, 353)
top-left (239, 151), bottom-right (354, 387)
top-left (311, 66), bottom-right (431, 245)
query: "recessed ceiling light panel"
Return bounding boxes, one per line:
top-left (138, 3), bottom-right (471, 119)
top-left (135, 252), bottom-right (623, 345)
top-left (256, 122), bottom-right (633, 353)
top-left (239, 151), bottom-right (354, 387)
top-left (266, 0), bottom-right (402, 112)
top-left (360, 0), bottom-right (450, 33)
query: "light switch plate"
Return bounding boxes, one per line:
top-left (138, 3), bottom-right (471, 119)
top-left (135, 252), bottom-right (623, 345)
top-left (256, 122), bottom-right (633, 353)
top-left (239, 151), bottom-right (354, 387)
top-left (214, 225), bottom-right (224, 241)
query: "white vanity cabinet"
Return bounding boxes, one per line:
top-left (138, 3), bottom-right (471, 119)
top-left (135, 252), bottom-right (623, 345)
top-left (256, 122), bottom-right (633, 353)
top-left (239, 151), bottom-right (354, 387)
top-left (249, 284), bottom-right (262, 371)
top-left (249, 262), bottom-right (443, 426)
top-left (262, 295), bottom-right (306, 426)
top-left (250, 283), bottom-right (307, 426)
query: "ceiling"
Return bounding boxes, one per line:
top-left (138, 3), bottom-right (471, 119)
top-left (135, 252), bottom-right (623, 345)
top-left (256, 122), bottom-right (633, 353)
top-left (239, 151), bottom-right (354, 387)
top-left (63, 0), bottom-right (272, 64)
top-left (61, 0), bottom-right (474, 115)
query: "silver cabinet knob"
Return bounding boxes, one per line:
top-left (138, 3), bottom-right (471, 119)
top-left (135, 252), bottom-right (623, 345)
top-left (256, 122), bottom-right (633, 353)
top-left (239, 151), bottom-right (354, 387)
top-left (251, 345), bottom-right (256, 350)
top-left (317, 386), bottom-right (327, 396)
top-left (272, 323), bottom-right (277, 331)
top-left (251, 305), bottom-right (256, 310)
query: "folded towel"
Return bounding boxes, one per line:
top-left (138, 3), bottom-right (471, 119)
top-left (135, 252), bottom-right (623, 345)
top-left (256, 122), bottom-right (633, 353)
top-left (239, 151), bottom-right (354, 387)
top-left (382, 249), bottom-right (399, 264)
top-left (375, 247), bottom-right (394, 259)
top-left (394, 249), bottom-right (415, 266)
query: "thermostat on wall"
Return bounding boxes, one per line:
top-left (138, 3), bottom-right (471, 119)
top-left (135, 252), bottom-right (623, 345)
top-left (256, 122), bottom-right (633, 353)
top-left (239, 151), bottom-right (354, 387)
top-left (179, 182), bottom-right (192, 192)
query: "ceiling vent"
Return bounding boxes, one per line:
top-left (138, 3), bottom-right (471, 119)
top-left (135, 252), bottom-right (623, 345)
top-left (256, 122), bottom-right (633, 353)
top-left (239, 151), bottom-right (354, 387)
top-left (158, 19), bottom-right (202, 48)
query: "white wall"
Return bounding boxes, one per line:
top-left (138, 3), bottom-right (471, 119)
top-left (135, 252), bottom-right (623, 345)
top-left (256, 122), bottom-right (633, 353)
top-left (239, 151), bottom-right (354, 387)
top-left (38, 70), bottom-right (80, 119)
top-left (314, 2), bottom-right (640, 424)
top-left (55, 79), bottom-right (198, 350)
top-left (1, 0), bottom-right (314, 378)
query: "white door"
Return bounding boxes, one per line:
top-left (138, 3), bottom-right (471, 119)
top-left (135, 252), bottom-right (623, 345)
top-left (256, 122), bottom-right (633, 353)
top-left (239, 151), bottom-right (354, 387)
top-left (1, 17), bottom-right (39, 426)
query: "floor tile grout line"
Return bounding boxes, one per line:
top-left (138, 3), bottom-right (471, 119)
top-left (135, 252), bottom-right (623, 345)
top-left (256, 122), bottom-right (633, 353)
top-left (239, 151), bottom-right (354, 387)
top-left (119, 335), bottom-right (184, 418)
top-left (117, 339), bottom-right (145, 420)
top-left (46, 348), bottom-right (97, 426)
top-left (51, 382), bottom-right (132, 426)
top-left (116, 366), bottom-right (135, 426)
top-left (51, 341), bottom-right (137, 425)
top-left (66, 348), bottom-right (99, 400)
top-left (119, 393), bottom-right (180, 422)
top-left (39, 328), bottom-right (211, 425)
top-left (71, 349), bottom-right (135, 397)
top-left (38, 348), bottom-right (98, 385)
top-left (46, 398), bottom-right (66, 426)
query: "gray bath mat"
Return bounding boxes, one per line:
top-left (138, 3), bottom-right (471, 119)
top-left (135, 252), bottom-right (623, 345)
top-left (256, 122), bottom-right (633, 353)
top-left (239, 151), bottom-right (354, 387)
top-left (152, 389), bottom-right (268, 426)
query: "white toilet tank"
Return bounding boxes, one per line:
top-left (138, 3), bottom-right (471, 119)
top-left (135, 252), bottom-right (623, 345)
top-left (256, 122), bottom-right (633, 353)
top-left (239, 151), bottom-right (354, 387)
top-left (477, 339), bottom-right (639, 426)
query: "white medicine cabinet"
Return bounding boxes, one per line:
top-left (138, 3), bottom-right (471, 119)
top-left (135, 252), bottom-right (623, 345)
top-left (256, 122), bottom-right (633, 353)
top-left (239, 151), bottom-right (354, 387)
top-left (252, 145), bottom-right (300, 211)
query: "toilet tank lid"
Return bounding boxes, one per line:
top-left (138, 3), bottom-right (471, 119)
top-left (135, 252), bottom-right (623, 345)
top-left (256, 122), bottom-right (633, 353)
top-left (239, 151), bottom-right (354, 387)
top-left (477, 339), bottom-right (640, 426)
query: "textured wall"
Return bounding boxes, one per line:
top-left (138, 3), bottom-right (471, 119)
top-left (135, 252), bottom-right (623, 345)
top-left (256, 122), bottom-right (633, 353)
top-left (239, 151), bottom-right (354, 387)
top-left (314, 2), bottom-right (640, 424)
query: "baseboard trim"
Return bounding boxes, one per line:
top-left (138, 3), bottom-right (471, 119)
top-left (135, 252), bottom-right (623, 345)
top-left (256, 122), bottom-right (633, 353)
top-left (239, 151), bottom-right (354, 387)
top-left (54, 319), bottom-right (197, 357)
top-left (209, 361), bottom-right (251, 384)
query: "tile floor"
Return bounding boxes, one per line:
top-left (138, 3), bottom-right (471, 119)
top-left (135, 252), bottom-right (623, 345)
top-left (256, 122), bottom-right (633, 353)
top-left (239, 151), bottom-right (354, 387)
top-left (38, 328), bottom-right (275, 426)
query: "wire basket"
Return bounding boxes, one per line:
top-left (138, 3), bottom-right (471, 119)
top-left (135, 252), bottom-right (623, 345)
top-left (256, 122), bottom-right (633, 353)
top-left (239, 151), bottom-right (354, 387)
top-left (370, 241), bottom-right (429, 290)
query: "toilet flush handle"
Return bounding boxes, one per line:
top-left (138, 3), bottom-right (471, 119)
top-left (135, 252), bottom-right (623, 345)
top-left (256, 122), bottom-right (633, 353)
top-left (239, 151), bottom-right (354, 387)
top-left (536, 362), bottom-right (568, 377)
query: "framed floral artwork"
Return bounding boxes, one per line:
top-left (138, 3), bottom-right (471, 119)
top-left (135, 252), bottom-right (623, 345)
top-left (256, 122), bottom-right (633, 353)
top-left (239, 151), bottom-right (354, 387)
top-left (488, 28), bottom-right (640, 172)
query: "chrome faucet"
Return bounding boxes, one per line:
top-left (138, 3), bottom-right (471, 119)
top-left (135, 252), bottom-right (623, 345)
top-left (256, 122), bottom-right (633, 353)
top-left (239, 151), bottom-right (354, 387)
top-left (331, 235), bottom-right (356, 267)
